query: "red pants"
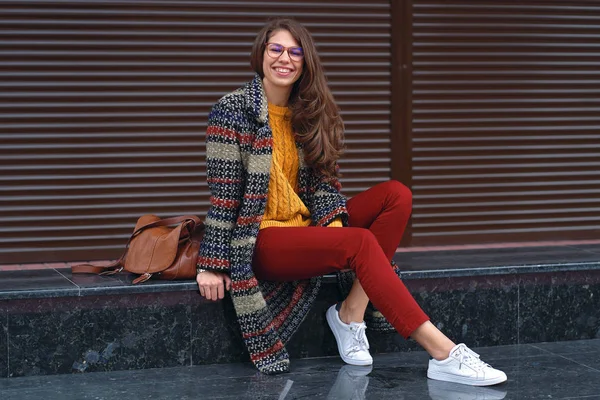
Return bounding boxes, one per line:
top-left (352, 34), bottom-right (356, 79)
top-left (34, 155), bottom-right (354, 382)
top-left (252, 180), bottom-right (430, 338)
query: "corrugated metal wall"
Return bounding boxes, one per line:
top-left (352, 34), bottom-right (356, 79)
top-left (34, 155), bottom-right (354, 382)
top-left (3, 0), bottom-right (598, 263)
top-left (410, 0), bottom-right (600, 245)
top-left (0, 0), bottom-right (392, 264)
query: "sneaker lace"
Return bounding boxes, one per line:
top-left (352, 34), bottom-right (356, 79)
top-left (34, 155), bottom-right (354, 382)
top-left (454, 344), bottom-right (490, 371)
top-left (347, 323), bottom-right (370, 355)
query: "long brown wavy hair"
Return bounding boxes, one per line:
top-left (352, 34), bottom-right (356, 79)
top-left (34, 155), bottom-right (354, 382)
top-left (250, 18), bottom-right (344, 179)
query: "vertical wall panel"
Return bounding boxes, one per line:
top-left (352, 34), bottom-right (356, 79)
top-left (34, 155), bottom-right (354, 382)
top-left (0, 0), bottom-right (392, 263)
top-left (410, 0), bottom-right (600, 245)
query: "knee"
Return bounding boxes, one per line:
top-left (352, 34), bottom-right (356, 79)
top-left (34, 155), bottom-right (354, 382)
top-left (383, 180), bottom-right (412, 209)
top-left (345, 228), bottom-right (386, 271)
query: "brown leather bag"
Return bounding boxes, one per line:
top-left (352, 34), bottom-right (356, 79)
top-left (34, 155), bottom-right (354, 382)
top-left (72, 215), bottom-right (204, 284)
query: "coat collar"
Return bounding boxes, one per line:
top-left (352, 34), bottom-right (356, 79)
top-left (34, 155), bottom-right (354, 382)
top-left (245, 74), bottom-right (269, 125)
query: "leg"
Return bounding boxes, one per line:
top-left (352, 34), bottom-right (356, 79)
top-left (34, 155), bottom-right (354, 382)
top-left (343, 180), bottom-right (454, 360)
top-left (253, 225), bottom-right (429, 338)
top-left (337, 283), bottom-right (457, 360)
top-left (346, 180), bottom-right (413, 260)
top-left (338, 180), bottom-right (411, 322)
top-left (411, 321), bottom-right (457, 361)
top-left (339, 280), bottom-right (370, 325)
top-left (338, 180), bottom-right (412, 324)
top-left (327, 186), bottom-right (506, 385)
top-left (339, 282), bottom-right (454, 360)
top-left (253, 227), bottom-right (508, 386)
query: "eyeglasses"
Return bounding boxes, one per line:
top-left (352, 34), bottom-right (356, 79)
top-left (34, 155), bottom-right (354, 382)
top-left (265, 42), bottom-right (304, 62)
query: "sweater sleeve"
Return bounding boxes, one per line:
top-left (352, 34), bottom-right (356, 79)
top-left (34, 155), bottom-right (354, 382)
top-left (197, 101), bottom-right (245, 274)
top-left (311, 165), bottom-right (349, 228)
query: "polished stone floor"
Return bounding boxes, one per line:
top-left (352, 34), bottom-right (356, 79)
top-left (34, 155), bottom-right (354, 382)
top-left (0, 339), bottom-right (599, 399)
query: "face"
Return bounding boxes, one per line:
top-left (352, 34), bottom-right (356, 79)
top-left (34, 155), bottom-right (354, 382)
top-left (262, 29), bottom-right (304, 91)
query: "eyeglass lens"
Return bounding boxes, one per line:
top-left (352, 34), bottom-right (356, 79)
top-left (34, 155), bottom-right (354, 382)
top-left (267, 43), bottom-right (304, 61)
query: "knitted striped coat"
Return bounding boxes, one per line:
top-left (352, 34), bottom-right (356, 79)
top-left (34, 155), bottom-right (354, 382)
top-left (198, 75), bottom-right (398, 375)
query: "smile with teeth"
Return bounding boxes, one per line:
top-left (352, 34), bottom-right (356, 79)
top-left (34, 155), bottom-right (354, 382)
top-left (275, 67), bottom-right (292, 73)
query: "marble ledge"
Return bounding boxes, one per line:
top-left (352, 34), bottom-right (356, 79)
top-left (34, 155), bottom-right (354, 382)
top-left (400, 261), bottom-right (600, 279)
top-left (0, 261), bottom-right (599, 301)
top-left (0, 287), bottom-right (80, 301)
top-left (0, 282), bottom-right (199, 300)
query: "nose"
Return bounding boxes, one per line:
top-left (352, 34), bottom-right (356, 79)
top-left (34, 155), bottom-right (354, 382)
top-left (278, 50), bottom-right (291, 63)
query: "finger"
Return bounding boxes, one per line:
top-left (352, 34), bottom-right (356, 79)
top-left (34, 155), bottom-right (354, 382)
top-left (204, 286), bottom-right (212, 300)
top-left (210, 285), bottom-right (218, 301)
top-left (197, 276), bottom-right (205, 294)
top-left (224, 275), bottom-right (232, 291)
top-left (217, 282), bottom-right (225, 300)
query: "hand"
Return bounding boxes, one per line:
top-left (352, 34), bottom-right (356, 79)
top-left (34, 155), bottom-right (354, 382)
top-left (196, 271), bottom-right (232, 301)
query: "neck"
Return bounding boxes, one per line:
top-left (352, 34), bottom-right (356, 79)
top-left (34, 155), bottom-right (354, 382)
top-left (263, 78), bottom-right (292, 107)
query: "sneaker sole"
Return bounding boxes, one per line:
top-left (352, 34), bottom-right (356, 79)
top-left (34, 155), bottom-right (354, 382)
top-left (326, 306), bottom-right (373, 367)
top-left (427, 369), bottom-right (507, 387)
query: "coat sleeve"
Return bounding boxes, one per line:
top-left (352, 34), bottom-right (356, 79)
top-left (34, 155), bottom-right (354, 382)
top-left (310, 165), bottom-right (349, 227)
top-left (197, 101), bottom-right (245, 274)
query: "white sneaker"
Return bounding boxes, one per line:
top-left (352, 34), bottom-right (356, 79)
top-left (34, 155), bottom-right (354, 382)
top-left (326, 304), bottom-right (373, 366)
top-left (428, 379), bottom-right (507, 399)
top-left (427, 344), bottom-right (507, 387)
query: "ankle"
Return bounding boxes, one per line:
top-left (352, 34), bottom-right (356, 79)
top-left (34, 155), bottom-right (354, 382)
top-left (338, 301), bottom-right (365, 325)
top-left (430, 342), bottom-right (456, 361)
top-left (410, 321), bottom-right (456, 361)
top-left (430, 348), bottom-right (451, 361)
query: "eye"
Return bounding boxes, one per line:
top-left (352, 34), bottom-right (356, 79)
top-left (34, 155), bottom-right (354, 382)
top-left (289, 47), bottom-right (304, 58)
top-left (268, 44), bottom-right (284, 55)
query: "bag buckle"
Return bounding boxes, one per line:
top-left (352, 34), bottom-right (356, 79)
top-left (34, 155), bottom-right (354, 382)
top-left (132, 273), bottom-right (153, 284)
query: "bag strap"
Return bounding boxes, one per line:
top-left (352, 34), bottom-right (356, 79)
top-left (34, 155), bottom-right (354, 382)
top-left (71, 215), bottom-right (203, 276)
top-left (71, 260), bottom-right (123, 275)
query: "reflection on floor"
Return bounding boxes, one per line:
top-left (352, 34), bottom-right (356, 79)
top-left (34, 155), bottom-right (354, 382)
top-left (0, 339), bottom-right (599, 399)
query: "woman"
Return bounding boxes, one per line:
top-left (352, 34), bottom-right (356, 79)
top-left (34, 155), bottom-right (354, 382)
top-left (196, 18), bottom-right (507, 386)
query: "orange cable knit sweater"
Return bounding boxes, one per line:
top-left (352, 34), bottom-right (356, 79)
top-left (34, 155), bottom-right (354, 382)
top-left (260, 103), bottom-right (342, 229)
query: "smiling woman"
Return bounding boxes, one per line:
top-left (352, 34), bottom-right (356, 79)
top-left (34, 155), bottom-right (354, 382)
top-left (249, 19), bottom-right (345, 180)
top-left (194, 17), bottom-right (507, 387)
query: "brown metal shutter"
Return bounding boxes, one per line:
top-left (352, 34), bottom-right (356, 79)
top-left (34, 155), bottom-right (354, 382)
top-left (409, 0), bottom-right (600, 245)
top-left (0, 1), bottom-right (391, 264)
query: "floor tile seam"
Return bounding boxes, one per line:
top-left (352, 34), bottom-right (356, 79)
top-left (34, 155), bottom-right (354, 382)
top-left (53, 268), bottom-right (82, 296)
top-left (0, 373), bottom-right (263, 385)
top-left (517, 282), bottom-right (521, 345)
top-left (189, 300), bottom-right (193, 367)
top-left (5, 312), bottom-right (8, 378)
top-left (551, 353), bottom-right (600, 374)
top-left (529, 344), bottom-right (600, 373)
top-left (528, 341), bottom-right (600, 356)
top-left (566, 244), bottom-right (600, 257)
top-left (534, 349), bottom-right (600, 357)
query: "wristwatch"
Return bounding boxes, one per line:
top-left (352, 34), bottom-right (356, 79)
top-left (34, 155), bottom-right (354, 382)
top-left (197, 267), bottom-right (208, 274)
